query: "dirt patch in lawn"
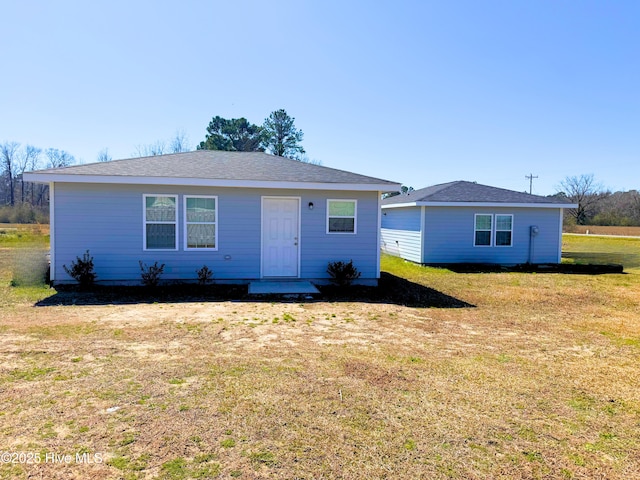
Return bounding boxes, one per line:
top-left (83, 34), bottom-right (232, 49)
top-left (1, 261), bottom-right (640, 479)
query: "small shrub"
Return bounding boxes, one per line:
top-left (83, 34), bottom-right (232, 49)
top-left (63, 250), bottom-right (96, 288)
top-left (196, 265), bottom-right (213, 285)
top-left (327, 259), bottom-right (361, 287)
top-left (139, 260), bottom-right (165, 287)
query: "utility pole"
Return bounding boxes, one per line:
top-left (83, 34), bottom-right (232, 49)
top-left (525, 173), bottom-right (538, 194)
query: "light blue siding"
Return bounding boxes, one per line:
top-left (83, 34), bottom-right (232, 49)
top-left (380, 229), bottom-right (422, 263)
top-left (380, 207), bottom-right (422, 263)
top-left (52, 183), bottom-right (381, 284)
top-left (381, 207), bottom-right (421, 231)
top-left (423, 206), bottom-right (562, 264)
top-left (299, 191), bottom-right (380, 280)
top-left (380, 205), bottom-right (563, 265)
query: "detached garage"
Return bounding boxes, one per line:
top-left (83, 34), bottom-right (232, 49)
top-left (381, 181), bottom-right (577, 265)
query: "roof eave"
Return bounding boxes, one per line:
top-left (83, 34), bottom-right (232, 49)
top-left (23, 172), bottom-right (401, 192)
top-left (381, 201), bottom-right (579, 209)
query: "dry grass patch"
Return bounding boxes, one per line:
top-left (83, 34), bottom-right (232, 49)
top-left (0, 249), bottom-right (639, 478)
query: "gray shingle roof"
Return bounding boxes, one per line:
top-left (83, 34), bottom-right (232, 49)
top-left (382, 181), bottom-right (571, 205)
top-left (27, 150), bottom-right (399, 187)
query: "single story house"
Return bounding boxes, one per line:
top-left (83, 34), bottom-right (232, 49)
top-left (25, 151), bottom-right (400, 285)
top-left (381, 181), bottom-right (577, 265)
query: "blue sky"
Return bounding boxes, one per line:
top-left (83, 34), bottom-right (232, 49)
top-left (1, 0), bottom-right (638, 195)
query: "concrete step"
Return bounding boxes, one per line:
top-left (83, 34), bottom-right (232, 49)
top-left (248, 280), bottom-right (320, 295)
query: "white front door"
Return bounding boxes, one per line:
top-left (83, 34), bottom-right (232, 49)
top-left (262, 197), bottom-right (300, 277)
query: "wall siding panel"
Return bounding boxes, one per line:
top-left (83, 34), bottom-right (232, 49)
top-left (380, 229), bottom-right (422, 263)
top-left (53, 183), bottom-right (381, 283)
top-left (380, 207), bottom-right (423, 263)
top-left (380, 205), bottom-right (564, 265)
top-left (423, 206), bottom-right (562, 264)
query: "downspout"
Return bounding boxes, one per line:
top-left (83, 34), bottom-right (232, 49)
top-left (376, 192), bottom-right (382, 279)
top-left (49, 182), bottom-right (55, 283)
top-left (420, 205), bottom-right (426, 263)
top-left (528, 225), bottom-right (539, 264)
top-left (558, 209), bottom-right (565, 263)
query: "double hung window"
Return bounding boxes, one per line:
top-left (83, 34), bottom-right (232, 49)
top-left (143, 195), bottom-right (217, 250)
top-left (327, 200), bottom-right (357, 234)
top-left (495, 215), bottom-right (513, 246)
top-left (474, 214), bottom-right (492, 246)
top-left (144, 195), bottom-right (178, 250)
top-left (474, 214), bottom-right (513, 247)
top-left (185, 196), bottom-right (217, 250)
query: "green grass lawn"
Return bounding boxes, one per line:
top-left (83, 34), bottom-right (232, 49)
top-left (0, 231), bottom-right (639, 479)
top-left (562, 234), bottom-right (640, 273)
top-left (0, 226), bottom-right (49, 289)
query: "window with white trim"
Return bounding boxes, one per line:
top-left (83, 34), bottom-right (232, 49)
top-left (495, 214), bottom-right (513, 246)
top-left (327, 199), bottom-right (357, 234)
top-left (474, 213), bottom-right (514, 247)
top-left (474, 214), bottom-right (492, 246)
top-left (184, 196), bottom-right (217, 250)
top-left (144, 195), bottom-right (178, 250)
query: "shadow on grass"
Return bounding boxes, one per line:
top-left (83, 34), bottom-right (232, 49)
top-left (317, 272), bottom-right (474, 308)
top-left (34, 272), bottom-right (474, 309)
top-left (441, 262), bottom-right (624, 275)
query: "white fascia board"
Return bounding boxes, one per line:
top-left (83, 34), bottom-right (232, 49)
top-left (23, 173), bottom-right (401, 192)
top-left (381, 202), bottom-right (420, 209)
top-left (382, 201), bottom-right (578, 209)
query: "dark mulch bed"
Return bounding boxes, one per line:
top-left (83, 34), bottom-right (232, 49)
top-left (34, 262), bottom-right (621, 308)
top-left (36, 283), bottom-right (248, 306)
top-left (35, 273), bottom-right (474, 309)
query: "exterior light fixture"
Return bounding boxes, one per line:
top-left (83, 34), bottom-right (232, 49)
top-left (308, 202), bottom-right (314, 210)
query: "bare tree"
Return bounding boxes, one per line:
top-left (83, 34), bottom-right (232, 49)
top-left (97, 148), bottom-right (112, 162)
top-left (169, 130), bottom-right (190, 153)
top-left (298, 155), bottom-right (322, 166)
top-left (16, 145), bottom-right (41, 203)
top-left (557, 174), bottom-right (604, 225)
top-left (134, 140), bottom-right (166, 157)
top-left (1, 141), bottom-right (20, 205)
top-left (45, 148), bottom-right (75, 168)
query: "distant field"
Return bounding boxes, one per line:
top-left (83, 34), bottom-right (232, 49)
top-left (0, 223), bottom-right (50, 236)
top-left (0, 224), bottom-right (49, 284)
top-left (562, 234), bottom-right (640, 273)
top-left (566, 225), bottom-right (640, 237)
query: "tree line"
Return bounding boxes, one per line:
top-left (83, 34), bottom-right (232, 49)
top-left (557, 174), bottom-right (640, 226)
top-left (6, 111), bottom-right (637, 227)
top-left (1, 109), bottom-right (308, 223)
top-left (0, 143), bottom-right (75, 222)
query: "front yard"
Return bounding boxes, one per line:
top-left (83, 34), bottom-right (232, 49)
top-left (0, 235), bottom-right (639, 479)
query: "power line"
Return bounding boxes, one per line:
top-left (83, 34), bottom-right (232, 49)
top-left (525, 173), bottom-right (538, 194)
